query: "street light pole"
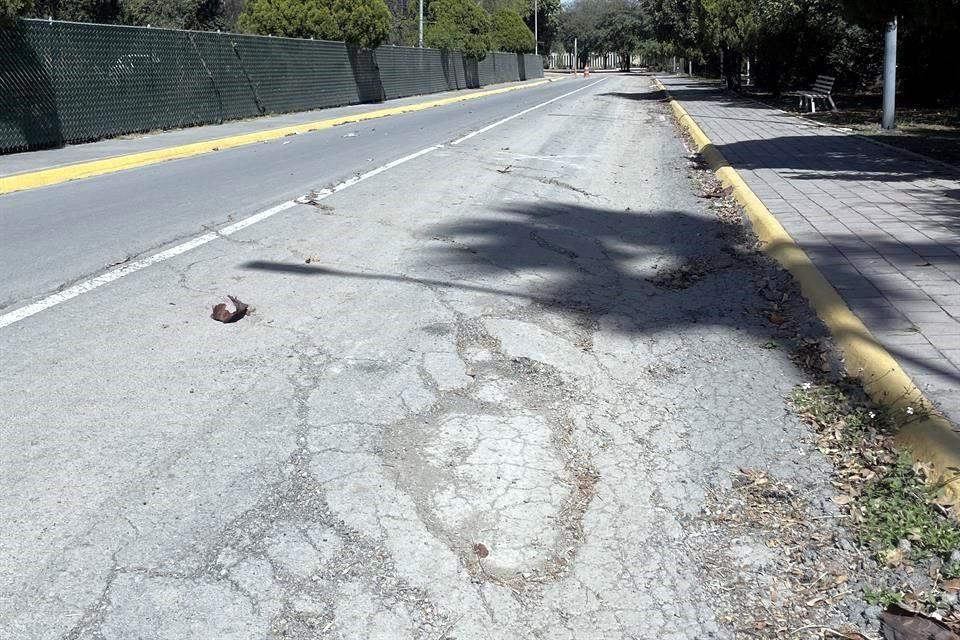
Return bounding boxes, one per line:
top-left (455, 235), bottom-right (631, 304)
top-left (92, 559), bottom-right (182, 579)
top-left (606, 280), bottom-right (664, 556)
top-left (418, 0), bottom-right (424, 48)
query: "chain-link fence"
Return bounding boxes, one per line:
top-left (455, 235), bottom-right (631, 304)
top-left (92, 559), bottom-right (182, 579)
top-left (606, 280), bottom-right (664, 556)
top-left (0, 19), bottom-right (543, 154)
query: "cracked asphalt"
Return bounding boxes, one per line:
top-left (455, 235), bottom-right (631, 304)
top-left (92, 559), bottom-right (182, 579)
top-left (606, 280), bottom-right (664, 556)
top-left (2, 75), bottom-right (838, 639)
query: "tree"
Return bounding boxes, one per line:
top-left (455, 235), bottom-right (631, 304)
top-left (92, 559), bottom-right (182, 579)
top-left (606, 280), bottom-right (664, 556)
top-left (527, 0), bottom-right (561, 53)
top-left (26, 0), bottom-right (122, 22)
top-left (384, 0), bottom-right (419, 45)
top-left (238, 0), bottom-right (336, 39)
top-left (330, 0), bottom-right (391, 48)
top-left (558, 0), bottom-right (605, 63)
top-left (841, 0), bottom-right (938, 25)
top-left (238, 0), bottom-right (392, 47)
top-left (222, 0), bottom-right (244, 29)
top-left (480, 0), bottom-right (562, 53)
top-left (490, 7), bottom-right (534, 52)
top-left (425, 0), bottom-right (491, 59)
top-left (0, 0), bottom-right (29, 23)
top-left (649, 0), bottom-right (701, 58)
top-left (597, 1), bottom-right (646, 69)
top-left (559, 0), bottom-right (647, 66)
top-left (841, 0), bottom-right (960, 102)
top-left (697, 0), bottom-right (757, 88)
top-left (121, 0), bottom-right (224, 29)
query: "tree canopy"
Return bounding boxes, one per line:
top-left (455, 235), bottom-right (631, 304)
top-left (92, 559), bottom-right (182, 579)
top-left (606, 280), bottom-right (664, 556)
top-left (479, 0), bottom-right (562, 52)
top-left (238, 0), bottom-right (390, 47)
top-left (237, 0), bottom-right (335, 39)
top-left (3, 0), bottom-right (541, 57)
top-left (329, 0), bottom-right (391, 48)
top-left (424, 0), bottom-right (492, 59)
top-left (0, 0), bottom-right (28, 23)
top-left (490, 7), bottom-right (534, 53)
top-left (552, 0), bottom-right (953, 100)
top-left (10, 0), bottom-right (957, 104)
top-left (122, 0), bottom-right (223, 29)
top-left (559, 0), bottom-right (646, 67)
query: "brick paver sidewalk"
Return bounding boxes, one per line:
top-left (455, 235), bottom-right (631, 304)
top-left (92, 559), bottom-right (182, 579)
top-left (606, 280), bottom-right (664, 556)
top-left (659, 76), bottom-right (960, 425)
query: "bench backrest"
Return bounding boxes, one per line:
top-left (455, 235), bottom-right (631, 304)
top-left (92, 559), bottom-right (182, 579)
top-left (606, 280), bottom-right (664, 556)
top-left (812, 75), bottom-right (835, 94)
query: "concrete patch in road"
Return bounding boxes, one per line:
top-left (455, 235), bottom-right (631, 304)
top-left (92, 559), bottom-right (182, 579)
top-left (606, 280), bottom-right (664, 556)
top-left (3, 73), bottom-right (867, 638)
top-left (484, 317), bottom-right (599, 377)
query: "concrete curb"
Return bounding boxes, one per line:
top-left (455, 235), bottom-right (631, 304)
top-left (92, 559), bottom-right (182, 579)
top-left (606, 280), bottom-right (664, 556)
top-left (653, 77), bottom-right (960, 507)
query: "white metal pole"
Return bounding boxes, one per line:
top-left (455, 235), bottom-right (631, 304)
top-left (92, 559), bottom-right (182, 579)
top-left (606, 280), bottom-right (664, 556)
top-left (534, 0), bottom-right (539, 56)
top-left (418, 0), bottom-right (424, 48)
top-left (574, 37), bottom-right (577, 74)
top-left (882, 17), bottom-right (898, 129)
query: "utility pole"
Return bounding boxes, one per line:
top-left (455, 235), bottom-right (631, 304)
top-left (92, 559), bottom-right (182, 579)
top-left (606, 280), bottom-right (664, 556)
top-left (418, 0), bottom-right (424, 48)
top-left (882, 16), bottom-right (897, 129)
top-left (573, 37), bottom-right (578, 74)
top-left (534, 0), bottom-right (538, 56)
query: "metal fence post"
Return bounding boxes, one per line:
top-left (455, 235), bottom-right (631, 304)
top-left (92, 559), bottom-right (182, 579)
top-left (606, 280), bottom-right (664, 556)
top-left (882, 17), bottom-right (897, 130)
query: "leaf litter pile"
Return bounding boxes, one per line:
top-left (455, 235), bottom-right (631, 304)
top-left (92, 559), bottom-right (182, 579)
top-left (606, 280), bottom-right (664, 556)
top-left (674, 115), bottom-right (960, 639)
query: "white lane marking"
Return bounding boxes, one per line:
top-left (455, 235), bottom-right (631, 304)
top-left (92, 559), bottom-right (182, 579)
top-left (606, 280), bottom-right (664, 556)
top-left (1, 80), bottom-right (607, 330)
top-left (451, 79), bottom-right (605, 145)
top-left (0, 144), bottom-right (441, 330)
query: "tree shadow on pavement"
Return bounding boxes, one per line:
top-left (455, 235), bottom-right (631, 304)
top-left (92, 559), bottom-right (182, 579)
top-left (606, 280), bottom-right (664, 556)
top-left (659, 78), bottom-right (960, 185)
top-left (714, 135), bottom-right (960, 184)
top-left (597, 90), bottom-right (668, 102)
top-left (242, 200), bottom-right (960, 387)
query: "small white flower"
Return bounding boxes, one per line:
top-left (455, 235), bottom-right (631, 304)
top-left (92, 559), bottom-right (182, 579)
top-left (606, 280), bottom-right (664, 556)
top-left (869, 411), bottom-right (876, 419)
top-left (801, 382), bottom-right (812, 390)
top-left (906, 407), bottom-right (915, 416)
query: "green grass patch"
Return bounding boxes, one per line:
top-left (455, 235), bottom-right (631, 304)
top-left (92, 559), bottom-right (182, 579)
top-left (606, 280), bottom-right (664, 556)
top-left (857, 457), bottom-right (960, 559)
top-left (788, 380), bottom-right (960, 563)
top-left (863, 586), bottom-right (904, 607)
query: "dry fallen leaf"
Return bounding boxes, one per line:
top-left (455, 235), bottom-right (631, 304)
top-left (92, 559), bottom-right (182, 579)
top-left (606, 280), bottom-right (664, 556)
top-left (943, 579), bottom-right (960, 593)
top-left (497, 165), bottom-right (512, 174)
top-left (882, 547), bottom-right (905, 567)
top-left (474, 543), bottom-right (489, 559)
top-left (831, 494), bottom-right (855, 506)
top-left (880, 604), bottom-right (960, 640)
top-left (211, 295), bottom-right (249, 324)
top-left (769, 312), bottom-right (787, 326)
top-left (829, 630), bottom-right (869, 640)
top-left (305, 256), bottom-right (322, 264)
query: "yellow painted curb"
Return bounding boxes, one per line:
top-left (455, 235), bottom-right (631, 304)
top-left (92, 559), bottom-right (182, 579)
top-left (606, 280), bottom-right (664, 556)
top-left (0, 79), bottom-right (552, 196)
top-left (653, 77), bottom-right (960, 506)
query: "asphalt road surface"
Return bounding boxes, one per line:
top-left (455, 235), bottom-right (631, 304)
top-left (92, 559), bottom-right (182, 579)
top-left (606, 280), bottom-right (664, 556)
top-left (1, 76), bottom-right (836, 639)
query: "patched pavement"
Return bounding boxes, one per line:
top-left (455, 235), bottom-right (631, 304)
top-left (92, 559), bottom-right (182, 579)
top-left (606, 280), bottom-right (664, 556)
top-left (3, 76), bottom-right (847, 639)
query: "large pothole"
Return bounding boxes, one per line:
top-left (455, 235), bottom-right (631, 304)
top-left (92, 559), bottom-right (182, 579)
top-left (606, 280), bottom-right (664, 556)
top-left (382, 316), bottom-right (600, 590)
